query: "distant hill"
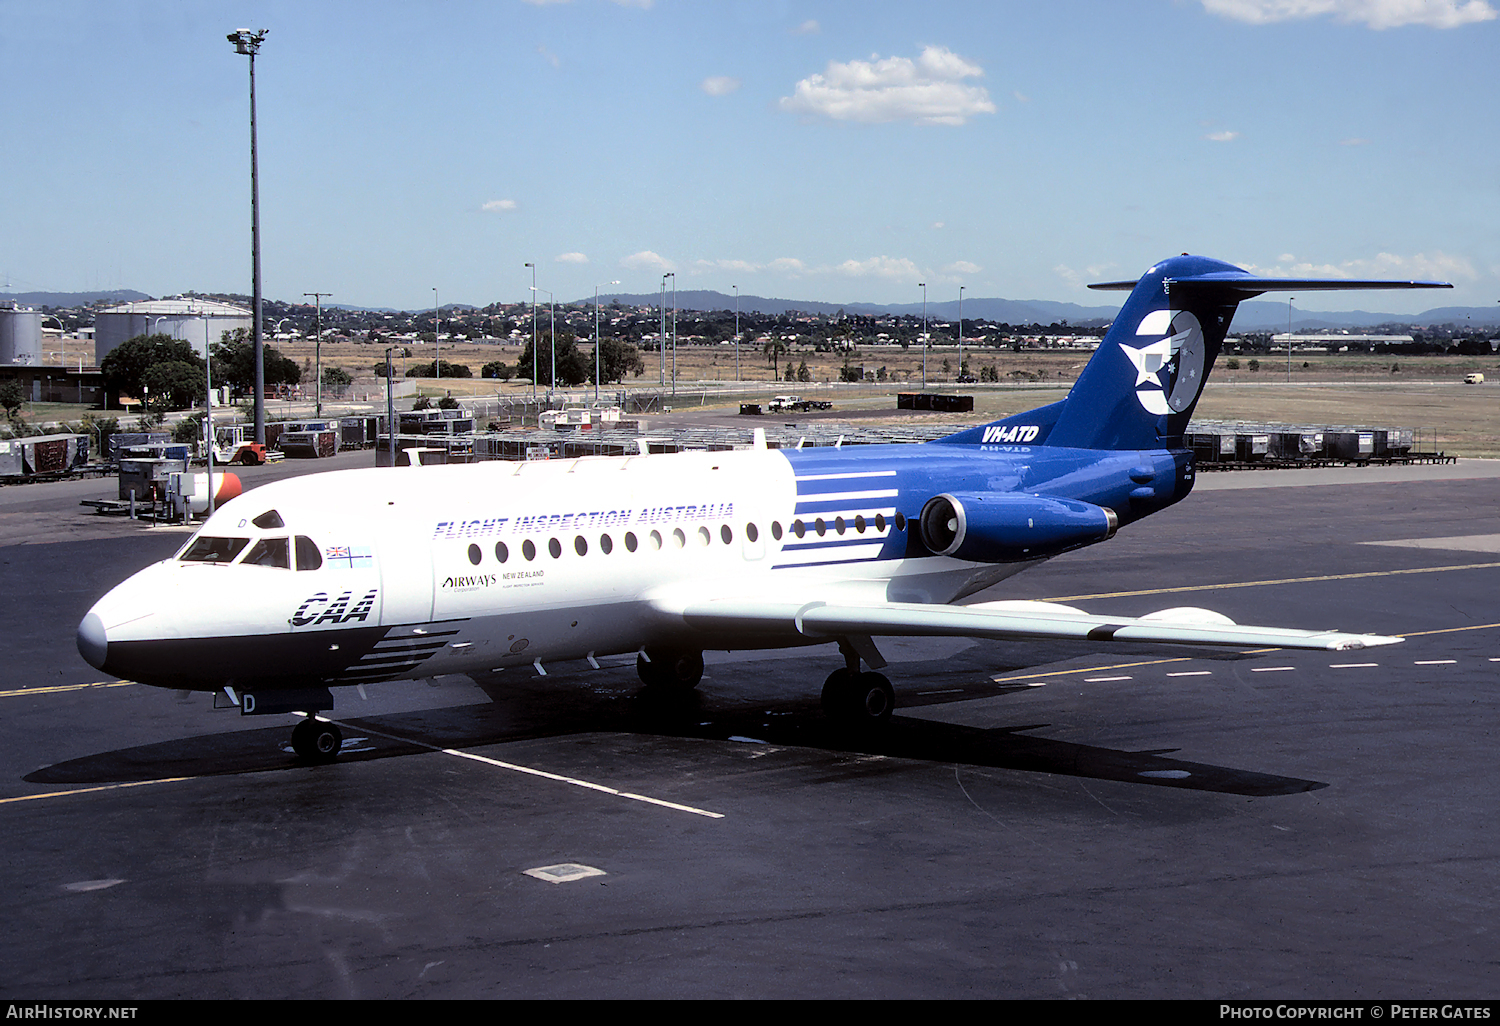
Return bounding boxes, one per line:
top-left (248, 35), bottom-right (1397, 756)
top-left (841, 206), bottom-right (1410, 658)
top-left (1, 289), bottom-right (151, 308)
top-left (599, 289), bottom-right (1500, 332)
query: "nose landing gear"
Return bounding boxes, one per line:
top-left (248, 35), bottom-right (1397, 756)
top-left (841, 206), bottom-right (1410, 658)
top-left (291, 717), bottom-right (343, 762)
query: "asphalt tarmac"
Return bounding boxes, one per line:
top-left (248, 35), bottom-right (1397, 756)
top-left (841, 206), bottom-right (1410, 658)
top-left (2, 454), bottom-right (1499, 1000)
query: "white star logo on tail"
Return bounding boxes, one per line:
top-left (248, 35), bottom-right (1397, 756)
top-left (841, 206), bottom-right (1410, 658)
top-left (1122, 309), bottom-right (1205, 417)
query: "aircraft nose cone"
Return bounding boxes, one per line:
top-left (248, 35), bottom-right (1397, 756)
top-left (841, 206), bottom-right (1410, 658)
top-left (77, 612), bottom-right (108, 671)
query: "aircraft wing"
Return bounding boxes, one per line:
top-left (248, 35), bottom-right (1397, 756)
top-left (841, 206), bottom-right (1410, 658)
top-left (661, 596), bottom-right (1402, 653)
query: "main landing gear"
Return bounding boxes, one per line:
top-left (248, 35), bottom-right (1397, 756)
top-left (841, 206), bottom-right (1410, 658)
top-left (636, 642), bottom-right (896, 728)
top-left (291, 716), bottom-right (343, 762)
top-left (821, 638), bottom-right (895, 727)
top-left (636, 648), bottom-right (705, 694)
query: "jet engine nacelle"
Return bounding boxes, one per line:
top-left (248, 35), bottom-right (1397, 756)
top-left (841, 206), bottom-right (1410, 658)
top-left (918, 492), bottom-right (1118, 563)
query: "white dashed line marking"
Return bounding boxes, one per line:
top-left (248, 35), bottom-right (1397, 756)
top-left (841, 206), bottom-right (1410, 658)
top-left (1414, 660), bottom-right (1457, 666)
top-left (1330, 663), bottom-right (1379, 669)
top-left (1166, 671), bottom-right (1212, 677)
top-left (1251, 666), bottom-right (1295, 673)
top-left (1085, 676), bottom-right (1132, 682)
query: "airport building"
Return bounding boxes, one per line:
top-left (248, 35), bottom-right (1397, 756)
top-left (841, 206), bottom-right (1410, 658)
top-left (93, 298), bottom-right (252, 365)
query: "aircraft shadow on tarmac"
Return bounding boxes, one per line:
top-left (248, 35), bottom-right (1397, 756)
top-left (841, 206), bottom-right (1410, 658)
top-left (26, 646), bottom-right (1326, 798)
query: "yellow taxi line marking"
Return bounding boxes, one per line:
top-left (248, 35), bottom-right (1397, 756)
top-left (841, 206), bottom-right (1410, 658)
top-left (991, 657), bottom-right (1193, 685)
top-left (0, 681), bottom-right (135, 699)
top-left (1046, 561), bottom-right (1500, 603)
top-left (0, 777), bottom-right (195, 806)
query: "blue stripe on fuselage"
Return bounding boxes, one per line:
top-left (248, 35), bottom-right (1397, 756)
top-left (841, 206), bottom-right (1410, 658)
top-left (778, 441), bottom-right (1191, 565)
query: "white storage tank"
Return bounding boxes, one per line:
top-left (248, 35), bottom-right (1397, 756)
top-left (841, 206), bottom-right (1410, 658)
top-left (94, 298), bottom-right (252, 364)
top-left (0, 301), bottom-right (42, 365)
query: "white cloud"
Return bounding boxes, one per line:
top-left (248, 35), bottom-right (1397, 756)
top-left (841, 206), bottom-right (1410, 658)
top-left (944, 261), bottom-right (982, 275)
top-left (1202, 0), bottom-right (1496, 29)
top-left (621, 250), bottom-right (676, 273)
top-left (778, 46), bottom-right (997, 126)
top-left (701, 76), bottom-right (741, 96)
top-left (1205, 129), bottom-right (1240, 142)
top-left (613, 0), bottom-right (654, 8)
top-left (482, 199), bottom-right (517, 212)
top-left (767, 257), bottom-right (807, 275)
top-left (792, 19), bottom-right (820, 35)
top-left (831, 256), bottom-right (924, 279)
top-left (1243, 251), bottom-right (1477, 281)
top-left (537, 45), bottom-right (561, 68)
top-left (556, 252), bottom-right (589, 264)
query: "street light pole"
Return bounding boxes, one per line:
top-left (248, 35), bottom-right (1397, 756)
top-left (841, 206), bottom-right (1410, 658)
top-left (433, 287), bottom-right (440, 383)
top-left (958, 285), bottom-right (965, 382)
top-left (667, 272), bottom-right (677, 396)
top-left (1287, 296), bottom-right (1293, 383)
top-left (530, 288), bottom-right (554, 396)
top-left (919, 282), bottom-right (927, 389)
top-left (227, 28), bottom-right (268, 444)
top-left (733, 284), bottom-right (740, 383)
top-left (595, 280), bottom-right (619, 403)
top-left (304, 291), bottom-right (330, 416)
top-left (525, 263), bottom-right (536, 401)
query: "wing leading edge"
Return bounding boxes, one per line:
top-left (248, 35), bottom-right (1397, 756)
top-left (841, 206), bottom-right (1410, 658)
top-left (662, 596), bottom-right (1403, 652)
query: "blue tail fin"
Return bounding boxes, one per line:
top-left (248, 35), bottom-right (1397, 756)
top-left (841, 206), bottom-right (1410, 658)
top-left (1037, 254), bottom-right (1451, 451)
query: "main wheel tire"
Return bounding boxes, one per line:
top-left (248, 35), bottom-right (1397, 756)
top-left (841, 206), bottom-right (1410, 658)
top-left (822, 670), bottom-right (894, 726)
top-left (637, 649), bottom-right (705, 692)
top-left (291, 718), bottom-right (343, 762)
top-left (821, 668), bottom-right (854, 717)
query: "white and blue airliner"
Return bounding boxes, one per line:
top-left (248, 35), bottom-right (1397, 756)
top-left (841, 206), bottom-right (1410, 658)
top-left (77, 255), bottom-right (1449, 759)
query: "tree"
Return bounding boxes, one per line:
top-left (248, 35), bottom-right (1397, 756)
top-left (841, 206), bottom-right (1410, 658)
top-left (321, 366), bottom-right (353, 396)
top-left (481, 360), bottom-right (515, 380)
top-left (211, 328), bottom-right (300, 397)
top-left (142, 360), bottom-right (207, 412)
top-left (592, 337), bottom-right (645, 384)
top-left (406, 360), bottom-right (472, 378)
top-left (763, 338), bottom-right (788, 380)
top-left (100, 333), bottom-right (201, 404)
top-left (517, 331), bottom-right (589, 386)
top-left (0, 380), bottom-right (25, 420)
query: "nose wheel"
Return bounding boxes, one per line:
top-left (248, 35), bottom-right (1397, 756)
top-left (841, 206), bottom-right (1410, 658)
top-left (291, 717), bottom-right (343, 762)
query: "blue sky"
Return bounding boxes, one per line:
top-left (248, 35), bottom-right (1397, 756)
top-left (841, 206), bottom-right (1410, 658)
top-left (2, 0), bottom-right (1495, 313)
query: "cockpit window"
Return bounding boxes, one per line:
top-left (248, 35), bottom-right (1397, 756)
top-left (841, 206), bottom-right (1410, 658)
top-left (180, 536), bottom-right (250, 564)
top-left (241, 537), bottom-right (291, 569)
top-left (253, 510), bottom-right (285, 530)
top-left (295, 536), bottom-right (322, 571)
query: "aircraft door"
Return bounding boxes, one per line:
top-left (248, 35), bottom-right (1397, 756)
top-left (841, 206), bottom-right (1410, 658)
top-left (375, 519), bottom-right (433, 627)
top-left (742, 520), bottom-right (767, 561)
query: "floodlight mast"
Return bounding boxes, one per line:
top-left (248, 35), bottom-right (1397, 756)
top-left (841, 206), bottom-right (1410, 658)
top-left (305, 292), bottom-right (330, 416)
top-left (227, 28), bottom-right (268, 444)
top-left (595, 280), bottom-right (619, 402)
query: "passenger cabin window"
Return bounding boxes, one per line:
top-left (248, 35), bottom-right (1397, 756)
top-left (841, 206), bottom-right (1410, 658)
top-left (242, 537), bottom-right (290, 569)
top-left (180, 537), bottom-right (250, 564)
top-left (295, 536), bottom-right (322, 571)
